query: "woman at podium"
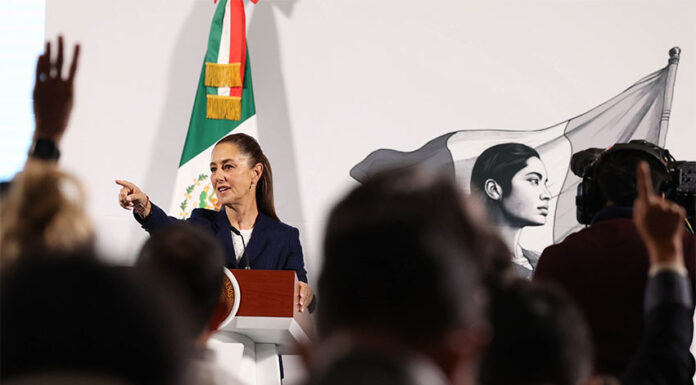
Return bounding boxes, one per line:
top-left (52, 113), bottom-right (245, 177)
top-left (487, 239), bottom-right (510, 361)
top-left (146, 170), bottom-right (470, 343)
top-left (116, 133), bottom-right (314, 311)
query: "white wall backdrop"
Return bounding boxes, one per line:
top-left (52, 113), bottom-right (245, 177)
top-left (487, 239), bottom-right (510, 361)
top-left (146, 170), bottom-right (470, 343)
top-left (47, 0), bottom-right (696, 354)
top-left (0, 0), bottom-right (45, 180)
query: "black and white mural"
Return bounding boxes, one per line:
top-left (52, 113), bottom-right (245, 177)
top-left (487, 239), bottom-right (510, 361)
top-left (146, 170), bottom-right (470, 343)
top-left (351, 49), bottom-right (680, 277)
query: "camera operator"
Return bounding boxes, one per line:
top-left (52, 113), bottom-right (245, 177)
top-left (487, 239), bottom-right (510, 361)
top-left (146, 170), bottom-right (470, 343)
top-left (533, 142), bottom-right (696, 379)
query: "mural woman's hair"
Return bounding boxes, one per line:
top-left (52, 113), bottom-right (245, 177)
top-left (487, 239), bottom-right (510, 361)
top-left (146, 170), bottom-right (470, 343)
top-left (215, 133), bottom-right (279, 221)
top-left (470, 142), bottom-right (540, 199)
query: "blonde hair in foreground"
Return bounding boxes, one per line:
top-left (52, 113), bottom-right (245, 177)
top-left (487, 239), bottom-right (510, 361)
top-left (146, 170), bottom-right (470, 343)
top-left (0, 161), bottom-right (94, 265)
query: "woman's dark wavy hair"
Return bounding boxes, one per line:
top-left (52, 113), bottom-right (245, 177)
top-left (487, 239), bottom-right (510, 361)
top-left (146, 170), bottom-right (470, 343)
top-left (470, 143), bottom-right (540, 200)
top-left (216, 133), bottom-right (279, 221)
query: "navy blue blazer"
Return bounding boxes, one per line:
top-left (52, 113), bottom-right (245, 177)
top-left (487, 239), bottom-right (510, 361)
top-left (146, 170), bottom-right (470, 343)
top-left (136, 203), bottom-right (308, 283)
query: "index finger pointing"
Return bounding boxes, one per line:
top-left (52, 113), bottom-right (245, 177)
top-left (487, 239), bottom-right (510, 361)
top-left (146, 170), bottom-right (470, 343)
top-left (115, 179), bottom-right (135, 190)
top-left (636, 162), bottom-right (654, 201)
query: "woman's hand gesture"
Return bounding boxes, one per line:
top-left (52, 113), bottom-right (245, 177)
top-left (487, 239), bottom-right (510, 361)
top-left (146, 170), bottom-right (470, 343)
top-left (115, 180), bottom-right (151, 218)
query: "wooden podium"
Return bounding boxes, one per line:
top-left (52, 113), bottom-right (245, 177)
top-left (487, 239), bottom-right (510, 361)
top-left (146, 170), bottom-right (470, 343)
top-left (209, 269), bottom-right (314, 385)
top-left (216, 269), bottom-right (314, 353)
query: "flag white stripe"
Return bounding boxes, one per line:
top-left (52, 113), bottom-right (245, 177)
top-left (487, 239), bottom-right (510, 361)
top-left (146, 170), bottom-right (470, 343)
top-left (217, 0), bottom-right (231, 97)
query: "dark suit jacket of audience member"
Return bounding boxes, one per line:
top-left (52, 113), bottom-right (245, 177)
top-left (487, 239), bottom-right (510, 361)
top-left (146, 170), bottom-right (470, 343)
top-left (621, 270), bottom-right (694, 385)
top-left (136, 203), bottom-right (309, 283)
top-left (534, 207), bottom-right (696, 376)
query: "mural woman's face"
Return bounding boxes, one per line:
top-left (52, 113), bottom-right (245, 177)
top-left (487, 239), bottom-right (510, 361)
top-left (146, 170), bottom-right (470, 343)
top-left (500, 156), bottom-right (552, 227)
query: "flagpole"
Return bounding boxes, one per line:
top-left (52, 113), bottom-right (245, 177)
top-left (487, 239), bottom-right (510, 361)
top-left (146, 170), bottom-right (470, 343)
top-left (658, 47), bottom-right (681, 146)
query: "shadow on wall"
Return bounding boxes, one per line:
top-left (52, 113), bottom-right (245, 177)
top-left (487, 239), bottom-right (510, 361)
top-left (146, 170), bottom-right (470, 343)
top-left (248, 2), bottom-right (306, 232)
top-left (142, 2), bottom-right (214, 210)
top-left (128, 2), bottom-right (214, 249)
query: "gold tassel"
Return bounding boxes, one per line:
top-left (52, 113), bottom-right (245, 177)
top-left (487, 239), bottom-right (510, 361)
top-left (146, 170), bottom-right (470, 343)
top-left (205, 62), bottom-right (242, 87)
top-left (206, 95), bottom-right (242, 120)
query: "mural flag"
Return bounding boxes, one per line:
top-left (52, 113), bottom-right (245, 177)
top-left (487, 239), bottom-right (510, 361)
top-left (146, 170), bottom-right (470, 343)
top-left (170, 0), bottom-right (258, 219)
top-left (351, 48), bottom-right (681, 250)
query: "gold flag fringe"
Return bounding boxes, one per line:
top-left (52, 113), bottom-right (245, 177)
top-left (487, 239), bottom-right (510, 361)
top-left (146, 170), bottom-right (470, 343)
top-left (206, 95), bottom-right (242, 121)
top-left (205, 62), bottom-right (242, 88)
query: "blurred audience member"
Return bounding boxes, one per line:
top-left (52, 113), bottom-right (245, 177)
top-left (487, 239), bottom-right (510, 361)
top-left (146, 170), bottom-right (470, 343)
top-left (535, 150), bottom-right (696, 376)
top-left (310, 168), bottom-right (494, 385)
top-left (136, 223), bottom-right (243, 385)
top-left (0, 36), bottom-right (85, 265)
top-left (0, 161), bottom-right (94, 265)
top-left (306, 348), bottom-right (448, 385)
top-left (1, 254), bottom-right (189, 385)
top-left (619, 162), bottom-right (695, 385)
top-left (479, 281), bottom-right (594, 385)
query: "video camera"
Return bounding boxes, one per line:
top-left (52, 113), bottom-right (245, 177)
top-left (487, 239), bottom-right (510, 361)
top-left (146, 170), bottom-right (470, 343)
top-left (571, 140), bottom-right (696, 231)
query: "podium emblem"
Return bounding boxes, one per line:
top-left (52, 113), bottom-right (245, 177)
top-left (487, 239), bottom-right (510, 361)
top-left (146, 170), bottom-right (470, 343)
top-left (210, 268), bottom-right (241, 331)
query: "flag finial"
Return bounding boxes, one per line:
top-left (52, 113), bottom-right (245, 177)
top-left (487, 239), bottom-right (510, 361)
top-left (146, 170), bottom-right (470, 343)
top-left (669, 47), bottom-right (681, 64)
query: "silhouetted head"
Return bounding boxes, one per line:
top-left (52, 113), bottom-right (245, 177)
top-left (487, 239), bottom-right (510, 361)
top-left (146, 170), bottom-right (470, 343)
top-left (595, 151), bottom-right (668, 207)
top-left (137, 223), bottom-right (225, 337)
top-left (479, 281), bottom-right (593, 385)
top-left (0, 161), bottom-right (94, 265)
top-left (1, 253), bottom-right (189, 385)
top-left (306, 349), bottom-right (448, 385)
top-left (320, 167), bottom-right (506, 381)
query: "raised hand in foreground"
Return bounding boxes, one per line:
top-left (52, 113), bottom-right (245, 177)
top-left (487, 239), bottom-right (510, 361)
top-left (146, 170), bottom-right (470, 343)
top-left (633, 161), bottom-right (686, 268)
top-left (33, 36), bottom-right (80, 143)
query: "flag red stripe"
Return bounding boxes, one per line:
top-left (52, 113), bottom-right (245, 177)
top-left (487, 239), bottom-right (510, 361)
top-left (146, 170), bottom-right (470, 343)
top-left (229, 0), bottom-right (246, 97)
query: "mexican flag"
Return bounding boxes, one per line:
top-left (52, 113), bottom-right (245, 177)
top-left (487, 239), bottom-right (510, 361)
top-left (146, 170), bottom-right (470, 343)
top-left (170, 0), bottom-right (258, 218)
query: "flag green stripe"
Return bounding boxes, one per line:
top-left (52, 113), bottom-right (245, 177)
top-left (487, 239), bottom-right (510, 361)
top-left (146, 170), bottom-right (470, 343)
top-left (178, 2), bottom-right (256, 167)
top-left (204, 0), bottom-right (226, 65)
